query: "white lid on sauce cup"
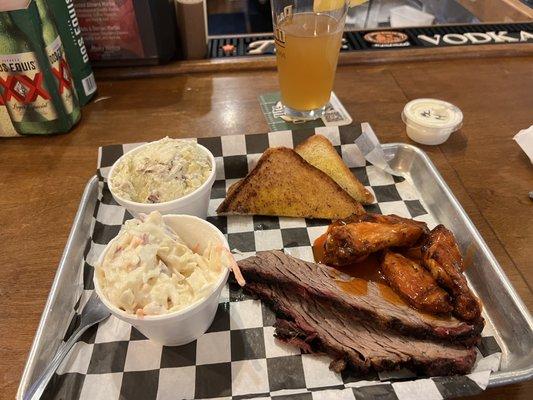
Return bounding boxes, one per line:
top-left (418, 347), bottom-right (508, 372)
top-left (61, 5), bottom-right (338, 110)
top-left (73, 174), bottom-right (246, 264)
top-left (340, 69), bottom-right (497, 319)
top-left (401, 98), bottom-right (463, 145)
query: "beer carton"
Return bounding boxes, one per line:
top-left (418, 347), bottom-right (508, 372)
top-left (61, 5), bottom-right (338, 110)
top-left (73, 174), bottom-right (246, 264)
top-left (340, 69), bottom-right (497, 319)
top-left (0, 0), bottom-right (80, 135)
top-left (0, 90), bottom-right (18, 137)
top-left (47, 0), bottom-right (97, 105)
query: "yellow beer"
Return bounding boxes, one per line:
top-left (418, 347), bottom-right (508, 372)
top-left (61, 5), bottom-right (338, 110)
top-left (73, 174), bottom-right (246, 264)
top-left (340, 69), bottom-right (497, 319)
top-left (275, 13), bottom-right (343, 112)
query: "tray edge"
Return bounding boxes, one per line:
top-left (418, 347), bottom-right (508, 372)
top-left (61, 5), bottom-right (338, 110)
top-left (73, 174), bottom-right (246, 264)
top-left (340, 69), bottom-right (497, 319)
top-left (16, 142), bottom-right (533, 395)
top-left (16, 176), bottom-right (100, 400)
top-left (383, 142), bottom-right (533, 387)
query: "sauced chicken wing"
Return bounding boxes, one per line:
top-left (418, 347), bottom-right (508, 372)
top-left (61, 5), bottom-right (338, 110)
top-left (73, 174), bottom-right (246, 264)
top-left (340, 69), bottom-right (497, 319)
top-left (324, 213), bottom-right (428, 266)
top-left (421, 225), bottom-right (481, 321)
top-left (400, 246), bottom-right (423, 261)
top-left (381, 251), bottom-right (453, 314)
top-left (337, 213), bottom-right (426, 227)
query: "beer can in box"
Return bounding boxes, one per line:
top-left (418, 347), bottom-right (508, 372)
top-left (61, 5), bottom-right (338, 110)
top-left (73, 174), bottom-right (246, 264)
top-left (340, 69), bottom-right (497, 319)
top-left (0, 0), bottom-right (80, 135)
top-left (0, 90), bottom-right (18, 137)
top-left (47, 0), bottom-right (97, 105)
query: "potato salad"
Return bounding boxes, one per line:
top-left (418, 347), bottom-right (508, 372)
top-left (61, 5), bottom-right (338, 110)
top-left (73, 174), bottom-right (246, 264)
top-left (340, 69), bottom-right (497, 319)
top-left (110, 137), bottom-right (212, 203)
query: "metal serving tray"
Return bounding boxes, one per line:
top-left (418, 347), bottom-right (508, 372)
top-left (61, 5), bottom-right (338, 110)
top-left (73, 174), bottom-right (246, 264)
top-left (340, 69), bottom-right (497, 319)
top-left (17, 143), bottom-right (533, 398)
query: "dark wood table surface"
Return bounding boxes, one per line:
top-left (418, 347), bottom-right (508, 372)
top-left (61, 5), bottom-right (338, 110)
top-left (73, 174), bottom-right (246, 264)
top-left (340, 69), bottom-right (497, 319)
top-left (1, 55), bottom-right (532, 399)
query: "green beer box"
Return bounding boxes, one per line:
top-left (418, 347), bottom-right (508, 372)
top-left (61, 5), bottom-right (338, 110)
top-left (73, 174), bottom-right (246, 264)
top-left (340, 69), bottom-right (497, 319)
top-left (47, 0), bottom-right (97, 106)
top-left (0, 0), bottom-right (80, 135)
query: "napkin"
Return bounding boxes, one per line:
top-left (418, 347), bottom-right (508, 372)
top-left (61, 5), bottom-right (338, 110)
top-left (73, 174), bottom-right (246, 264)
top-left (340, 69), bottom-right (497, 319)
top-left (358, 122), bottom-right (404, 176)
top-left (513, 125), bottom-right (533, 164)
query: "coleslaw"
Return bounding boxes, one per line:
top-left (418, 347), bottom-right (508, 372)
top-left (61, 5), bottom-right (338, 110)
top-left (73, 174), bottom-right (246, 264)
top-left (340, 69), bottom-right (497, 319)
top-left (96, 211), bottom-right (229, 316)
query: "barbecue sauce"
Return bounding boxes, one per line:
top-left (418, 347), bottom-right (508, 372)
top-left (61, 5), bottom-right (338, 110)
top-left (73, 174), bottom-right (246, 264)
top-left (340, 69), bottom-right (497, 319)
top-left (312, 233), bottom-right (327, 264)
top-left (313, 232), bottom-right (405, 306)
top-left (462, 244), bottom-right (475, 271)
top-left (377, 284), bottom-right (406, 305)
top-left (313, 233), bottom-right (385, 282)
top-left (336, 278), bottom-right (368, 296)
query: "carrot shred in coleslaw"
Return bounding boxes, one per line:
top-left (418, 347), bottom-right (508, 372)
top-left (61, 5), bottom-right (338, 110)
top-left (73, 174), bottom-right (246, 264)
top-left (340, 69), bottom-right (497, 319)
top-left (97, 211), bottom-right (236, 316)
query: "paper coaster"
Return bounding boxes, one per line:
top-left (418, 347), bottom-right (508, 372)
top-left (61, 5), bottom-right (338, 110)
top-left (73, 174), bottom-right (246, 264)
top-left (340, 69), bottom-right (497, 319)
top-left (259, 91), bottom-right (352, 131)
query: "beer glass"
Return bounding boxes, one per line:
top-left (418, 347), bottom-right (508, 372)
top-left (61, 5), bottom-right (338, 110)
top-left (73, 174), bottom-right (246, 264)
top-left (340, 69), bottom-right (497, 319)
top-left (271, 0), bottom-right (348, 120)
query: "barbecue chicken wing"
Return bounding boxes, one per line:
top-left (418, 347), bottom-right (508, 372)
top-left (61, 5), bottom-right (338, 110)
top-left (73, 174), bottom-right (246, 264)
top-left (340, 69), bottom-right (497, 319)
top-left (422, 225), bottom-right (481, 321)
top-left (324, 213), bottom-right (428, 266)
top-left (381, 251), bottom-right (453, 314)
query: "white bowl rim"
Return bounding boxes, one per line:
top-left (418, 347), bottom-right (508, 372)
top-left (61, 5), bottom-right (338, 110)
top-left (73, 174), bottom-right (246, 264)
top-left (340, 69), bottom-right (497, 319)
top-left (93, 214), bottom-right (230, 321)
top-left (107, 140), bottom-right (216, 207)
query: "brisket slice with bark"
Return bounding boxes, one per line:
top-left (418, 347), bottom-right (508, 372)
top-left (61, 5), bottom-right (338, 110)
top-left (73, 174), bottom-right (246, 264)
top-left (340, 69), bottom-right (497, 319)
top-left (238, 251), bottom-right (483, 345)
top-left (246, 282), bottom-right (476, 376)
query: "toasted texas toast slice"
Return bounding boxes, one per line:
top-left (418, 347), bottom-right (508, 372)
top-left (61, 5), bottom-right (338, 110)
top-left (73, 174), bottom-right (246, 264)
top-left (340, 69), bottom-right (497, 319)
top-left (295, 134), bottom-right (374, 204)
top-left (216, 147), bottom-right (365, 219)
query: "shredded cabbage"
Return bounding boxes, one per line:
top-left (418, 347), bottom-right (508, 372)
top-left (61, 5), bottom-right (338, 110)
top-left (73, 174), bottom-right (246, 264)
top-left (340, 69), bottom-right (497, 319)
top-left (97, 211), bottom-right (228, 316)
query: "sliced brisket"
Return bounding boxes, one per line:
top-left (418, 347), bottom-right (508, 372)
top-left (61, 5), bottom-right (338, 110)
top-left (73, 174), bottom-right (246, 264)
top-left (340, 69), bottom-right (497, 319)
top-left (247, 282), bottom-right (476, 376)
top-left (238, 251), bottom-right (483, 345)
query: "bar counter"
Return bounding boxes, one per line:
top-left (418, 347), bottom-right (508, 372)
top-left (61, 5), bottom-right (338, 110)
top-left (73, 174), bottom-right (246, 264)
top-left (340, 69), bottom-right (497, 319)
top-left (1, 53), bottom-right (532, 399)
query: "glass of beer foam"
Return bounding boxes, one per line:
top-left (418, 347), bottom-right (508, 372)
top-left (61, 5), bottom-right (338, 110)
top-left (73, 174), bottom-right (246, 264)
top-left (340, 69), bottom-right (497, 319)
top-left (271, 0), bottom-right (348, 120)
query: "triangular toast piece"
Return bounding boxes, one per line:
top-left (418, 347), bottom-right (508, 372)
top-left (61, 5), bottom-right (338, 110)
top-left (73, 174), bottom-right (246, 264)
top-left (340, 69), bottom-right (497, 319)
top-left (217, 147), bottom-right (365, 219)
top-left (295, 134), bottom-right (374, 204)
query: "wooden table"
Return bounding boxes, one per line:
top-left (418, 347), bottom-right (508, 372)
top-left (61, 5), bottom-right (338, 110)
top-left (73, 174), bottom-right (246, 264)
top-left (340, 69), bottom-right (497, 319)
top-left (1, 55), bottom-right (532, 399)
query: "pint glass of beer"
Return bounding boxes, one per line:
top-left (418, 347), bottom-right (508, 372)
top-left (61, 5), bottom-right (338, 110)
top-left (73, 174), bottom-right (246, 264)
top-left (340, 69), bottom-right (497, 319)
top-left (271, 0), bottom-right (348, 120)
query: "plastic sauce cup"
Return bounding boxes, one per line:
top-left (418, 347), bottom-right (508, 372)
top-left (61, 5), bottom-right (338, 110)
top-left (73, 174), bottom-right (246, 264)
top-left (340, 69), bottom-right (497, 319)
top-left (401, 98), bottom-right (463, 145)
top-left (94, 214), bottom-right (230, 346)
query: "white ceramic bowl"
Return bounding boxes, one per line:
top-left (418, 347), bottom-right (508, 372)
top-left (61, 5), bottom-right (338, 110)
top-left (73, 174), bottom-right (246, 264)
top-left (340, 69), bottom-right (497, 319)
top-left (94, 214), bottom-right (229, 346)
top-left (108, 141), bottom-right (216, 219)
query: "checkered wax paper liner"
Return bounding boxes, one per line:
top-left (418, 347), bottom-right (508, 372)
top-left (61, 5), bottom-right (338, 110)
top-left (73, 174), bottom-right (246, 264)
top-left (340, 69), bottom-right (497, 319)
top-left (42, 124), bottom-right (502, 400)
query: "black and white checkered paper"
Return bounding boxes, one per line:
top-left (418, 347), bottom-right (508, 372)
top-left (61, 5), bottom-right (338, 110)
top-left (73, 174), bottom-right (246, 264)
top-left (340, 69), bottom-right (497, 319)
top-left (42, 125), bottom-right (502, 400)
